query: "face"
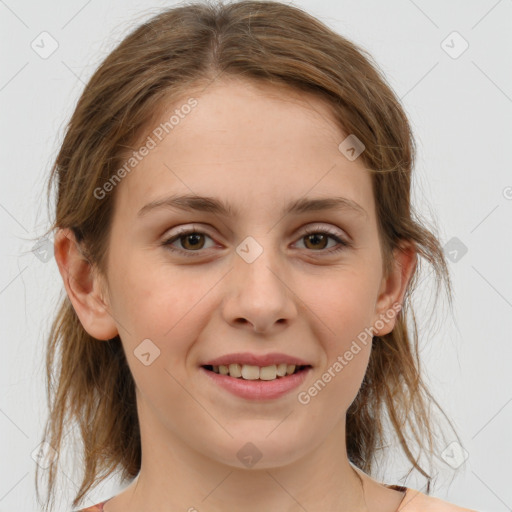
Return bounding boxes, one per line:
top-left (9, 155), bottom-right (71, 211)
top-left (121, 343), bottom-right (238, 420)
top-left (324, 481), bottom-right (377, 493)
top-left (81, 77), bottom-right (408, 470)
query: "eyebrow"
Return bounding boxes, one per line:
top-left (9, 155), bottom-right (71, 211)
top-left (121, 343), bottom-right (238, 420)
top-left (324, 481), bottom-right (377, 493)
top-left (137, 194), bottom-right (368, 219)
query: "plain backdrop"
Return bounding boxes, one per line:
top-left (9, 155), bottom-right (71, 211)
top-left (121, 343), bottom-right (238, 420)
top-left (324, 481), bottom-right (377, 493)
top-left (1, 0), bottom-right (511, 511)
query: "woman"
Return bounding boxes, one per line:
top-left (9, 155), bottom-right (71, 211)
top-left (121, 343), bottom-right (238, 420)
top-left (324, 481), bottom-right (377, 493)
top-left (36, 1), bottom-right (477, 511)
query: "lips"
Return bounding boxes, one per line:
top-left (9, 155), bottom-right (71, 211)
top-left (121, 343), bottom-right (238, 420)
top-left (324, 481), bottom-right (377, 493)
top-left (201, 352), bottom-right (312, 368)
top-left (199, 352), bottom-right (313, 397)
top-left (200, 364), bottom-right (312, 400)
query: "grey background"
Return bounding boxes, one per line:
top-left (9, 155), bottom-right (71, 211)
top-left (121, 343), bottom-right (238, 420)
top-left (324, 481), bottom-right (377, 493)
top-left (0, 0), bottom-right (511, 510)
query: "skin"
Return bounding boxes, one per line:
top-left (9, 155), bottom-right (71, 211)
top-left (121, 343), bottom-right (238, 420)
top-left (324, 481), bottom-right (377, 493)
top-left (54, 76), bottom-right (417, 512)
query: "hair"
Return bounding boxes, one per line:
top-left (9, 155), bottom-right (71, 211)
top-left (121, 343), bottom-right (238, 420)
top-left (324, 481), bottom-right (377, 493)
top-left (36, 1), bottom-right (460, 510)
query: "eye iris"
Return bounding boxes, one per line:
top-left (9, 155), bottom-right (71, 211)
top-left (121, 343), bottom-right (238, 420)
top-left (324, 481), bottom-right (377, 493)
top-left (304, 233), bottom-right (328, 250)
top-left (181, 233), bottom-right (204, 250)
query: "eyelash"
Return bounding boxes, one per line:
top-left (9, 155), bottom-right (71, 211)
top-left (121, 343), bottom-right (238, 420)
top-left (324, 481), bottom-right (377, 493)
top-left (161, 225), bottom-right (352, 258)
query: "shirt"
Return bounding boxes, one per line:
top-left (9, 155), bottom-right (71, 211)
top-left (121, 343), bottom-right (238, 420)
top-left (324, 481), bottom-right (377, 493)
top-left (76, 485), bottom-right (478, 511)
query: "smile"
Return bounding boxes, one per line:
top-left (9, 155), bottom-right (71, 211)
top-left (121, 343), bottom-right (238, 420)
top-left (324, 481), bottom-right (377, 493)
top-left (200, 364), bottom-right (312, 400)
top-left (203, 363), bottom-right (310, 381)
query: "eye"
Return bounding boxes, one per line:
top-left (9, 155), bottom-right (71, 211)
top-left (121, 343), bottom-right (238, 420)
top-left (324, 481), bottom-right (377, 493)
top-left (161, 227), bottom-right (216, 257)
top-left (295, 225), bottom-right (351, 254)
top-left (161, 224), bottom-right (351, 257)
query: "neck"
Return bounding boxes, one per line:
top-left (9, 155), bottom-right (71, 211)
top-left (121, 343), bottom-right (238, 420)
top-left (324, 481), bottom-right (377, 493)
top-left (115, 401), bottom-right (368, 512)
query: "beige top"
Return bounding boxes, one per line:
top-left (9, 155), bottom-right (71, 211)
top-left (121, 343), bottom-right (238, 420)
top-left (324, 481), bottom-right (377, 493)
top-left (78, 467), bottom-right (478, 512)
top-left (78, 487), bottom-right (478, 512)
top-left (395, 486), bottom-right (478, 511)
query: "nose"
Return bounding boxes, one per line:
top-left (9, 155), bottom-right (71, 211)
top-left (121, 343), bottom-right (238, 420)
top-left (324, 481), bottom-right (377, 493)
top-left (221, 244), bottom-right (298, 334)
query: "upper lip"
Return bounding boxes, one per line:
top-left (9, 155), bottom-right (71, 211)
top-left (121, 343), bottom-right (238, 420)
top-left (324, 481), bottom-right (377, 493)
top-left (201, 352), bottom-right (312, 367)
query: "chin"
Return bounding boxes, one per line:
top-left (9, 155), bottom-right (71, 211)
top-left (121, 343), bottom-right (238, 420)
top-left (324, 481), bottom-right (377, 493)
top-left (206, 432), bottom-right (310, 470)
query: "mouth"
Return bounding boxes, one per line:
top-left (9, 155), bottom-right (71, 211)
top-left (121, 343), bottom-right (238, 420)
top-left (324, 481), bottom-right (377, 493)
top-left (202, 363), bottom-right (312, 381)
top-left (200, 363), bottom-right (313, 400)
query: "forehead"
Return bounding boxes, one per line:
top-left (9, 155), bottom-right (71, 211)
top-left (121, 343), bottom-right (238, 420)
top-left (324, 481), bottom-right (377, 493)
top-left (112, 78), bottom-right (374, 222)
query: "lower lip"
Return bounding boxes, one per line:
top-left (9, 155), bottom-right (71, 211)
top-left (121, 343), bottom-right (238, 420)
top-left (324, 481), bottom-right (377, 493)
top-left (200, 366), bottom-right (312, 400)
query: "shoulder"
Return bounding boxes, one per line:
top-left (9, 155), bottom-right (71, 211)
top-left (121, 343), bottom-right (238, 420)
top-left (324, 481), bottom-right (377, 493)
top-left (75, 502), bottom-right (106, 512)
top-left (399, 488), bottom-right (479, 512)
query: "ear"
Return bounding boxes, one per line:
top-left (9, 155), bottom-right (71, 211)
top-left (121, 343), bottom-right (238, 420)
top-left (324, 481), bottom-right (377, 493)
top-left (373, 241), bottom-right (417, 336)
top-left (53, 228), bottom-right (118, 340)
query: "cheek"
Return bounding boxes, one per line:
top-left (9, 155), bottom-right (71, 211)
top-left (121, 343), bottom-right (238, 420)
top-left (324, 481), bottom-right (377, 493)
top-left (304, 266), bottom-right (381, 337)
top-left (302, 338), bottom-right (372, 417)
top-left (302, 269), bottom-right (378, 402)
top-left (108, 248), bottom-right (218, 339)
top-left (297, 342), bottom-right (371, 441)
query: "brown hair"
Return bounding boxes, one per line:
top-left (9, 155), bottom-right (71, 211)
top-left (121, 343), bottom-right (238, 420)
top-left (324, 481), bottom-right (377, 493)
top-left (36, 1), bottom-right (459, 509)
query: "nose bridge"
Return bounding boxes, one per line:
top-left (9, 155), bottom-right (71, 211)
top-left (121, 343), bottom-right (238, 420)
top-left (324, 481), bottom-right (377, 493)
top-left (223, 233), bottom-right (297, 331)
top-left (236, 233), bottom-right (286, 298)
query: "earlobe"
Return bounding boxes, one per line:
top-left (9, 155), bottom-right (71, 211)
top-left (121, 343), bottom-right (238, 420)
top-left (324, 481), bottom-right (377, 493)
top-left (53, 228), bottom-right (118, 341)
top-left (373, 241), bottom-right (417, 336)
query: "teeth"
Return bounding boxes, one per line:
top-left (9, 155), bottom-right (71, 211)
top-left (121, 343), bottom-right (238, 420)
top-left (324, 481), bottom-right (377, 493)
top-left (228, 363), bottom-right (242, 378)
top-left (241, 364), bottom-right (260, 380)
top-left (286, 364), bottom-right (296, 375)
top-left (259, 365), bottom-right (277, 380)
top-left (276, 363), bottom-right (288, 377)
top-left (212, 363), bottom-right (304, 380)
